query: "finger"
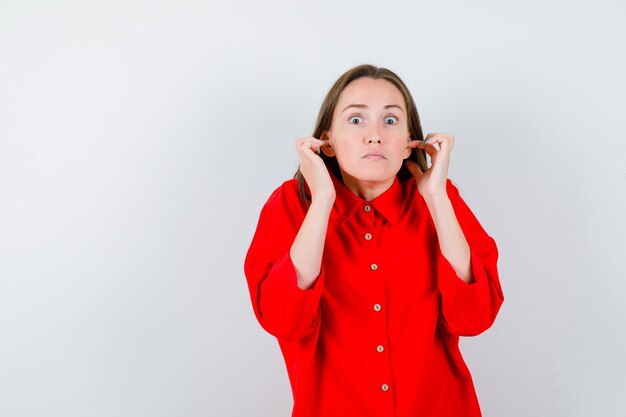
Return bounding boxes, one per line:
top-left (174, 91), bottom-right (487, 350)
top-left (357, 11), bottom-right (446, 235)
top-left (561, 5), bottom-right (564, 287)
top-left (425, 135), bottom-right (447, 150)
top-left (316, 140), bottom-right (331, 154)
top-left (407, 139), bottom-right (435, 149)
top-left (297, 138), bottom-right (325, 154)
top-left (423, 133), bottom-right (436, 144)
top-left (426, 136), bottom-right (454, 156)
top-left (425, 140), bottom-right (440, 152)
top-left (408, 139), bottom-right (439, 157)
top-left (423, 136), bottom-right (439, 147)
top-left (297, 137), bottom-right (325, 146)
top-left (409, 135), bottom-right (441, 146)
top-left (424, 134), bottom-right (454, 149)
top-left (423, 143), bottom-right (440, 159)
top-left (425, 133), bottom-right (454, 141)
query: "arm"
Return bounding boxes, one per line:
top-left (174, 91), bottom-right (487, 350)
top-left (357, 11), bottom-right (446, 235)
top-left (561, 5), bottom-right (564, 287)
top-left (290, 136), bottom-right (336, 289)
top-left (424, 191), bottom-right (474, 284)
top-left (244, 137), bottom-right (335, 340)
top-left (290, 199), bottom-right (334, 289)
top-left (427, 179), bottom-right (505, 336)
top-left (244, 185), bottom-right (329, 340)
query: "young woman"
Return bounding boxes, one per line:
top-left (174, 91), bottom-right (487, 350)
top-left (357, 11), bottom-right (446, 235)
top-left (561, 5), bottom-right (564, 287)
top-left (244, 64), bottom-right (504, 417)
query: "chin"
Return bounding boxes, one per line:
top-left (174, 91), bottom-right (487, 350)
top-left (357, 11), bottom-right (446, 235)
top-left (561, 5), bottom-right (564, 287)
top-left (342, 165), bottom-right (401, 183)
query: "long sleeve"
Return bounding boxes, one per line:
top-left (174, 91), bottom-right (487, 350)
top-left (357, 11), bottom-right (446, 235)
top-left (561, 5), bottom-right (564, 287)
top-left (244, 183), bottom-right (326, 340)
top-left (435, 179), bottom-right (504, 337)
top-left (244, 173), bottom-right (502, 416)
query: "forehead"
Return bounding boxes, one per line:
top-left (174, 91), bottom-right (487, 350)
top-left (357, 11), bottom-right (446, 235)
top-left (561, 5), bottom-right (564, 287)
top-left (337, 77), bottom-right (405, 109)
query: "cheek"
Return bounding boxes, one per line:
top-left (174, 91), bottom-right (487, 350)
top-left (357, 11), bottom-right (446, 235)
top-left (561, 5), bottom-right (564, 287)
top-left (330, 139), bottom-right (353, 156)
top-left (391, 139), bottom-right (410, 154)
top-left (333, 145), bottom-right (352, 163)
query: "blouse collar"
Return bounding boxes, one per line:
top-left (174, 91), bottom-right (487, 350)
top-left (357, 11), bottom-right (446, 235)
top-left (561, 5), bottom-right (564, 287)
top-left (329, 167), bottom-right (407, 226)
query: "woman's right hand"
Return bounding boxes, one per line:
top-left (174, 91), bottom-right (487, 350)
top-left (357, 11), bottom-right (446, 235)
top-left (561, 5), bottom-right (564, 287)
top-left (291, 137), bottom-right (335, 290)
top-left (295, 137), bottom-right (336, 204)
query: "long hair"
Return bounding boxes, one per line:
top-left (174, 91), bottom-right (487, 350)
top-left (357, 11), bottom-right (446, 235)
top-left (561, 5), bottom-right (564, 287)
top-left (294, 64), bottom-right (427, 207)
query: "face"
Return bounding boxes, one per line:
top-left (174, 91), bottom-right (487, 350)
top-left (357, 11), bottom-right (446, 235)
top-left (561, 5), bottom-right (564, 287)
top-left (323, 77), bottom-right (411, 186)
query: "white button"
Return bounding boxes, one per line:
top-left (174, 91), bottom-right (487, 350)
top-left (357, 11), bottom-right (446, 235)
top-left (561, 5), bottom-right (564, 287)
top-left (381, 383), bottom-right (389, 392)
top-left (364, 232), bottom-right (373, 240)
top-left (370, 263), bottom-right (378, 271)
top-left (373, 303), bottom-right (382, 312)
top-left (364, 205), bottom-right (372, 212)
top-left (376, 345), bottom-right (384, 353)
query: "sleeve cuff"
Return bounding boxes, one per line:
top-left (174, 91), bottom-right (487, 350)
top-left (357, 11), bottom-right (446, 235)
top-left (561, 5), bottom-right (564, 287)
top-left (262, 252), bottom-right (325, 318)
top-left (436, 245), bottom-right (488, 309)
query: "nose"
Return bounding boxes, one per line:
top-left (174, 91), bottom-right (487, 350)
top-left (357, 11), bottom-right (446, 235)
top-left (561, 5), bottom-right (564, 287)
top-left (367, 127), bottom-right (383, 144)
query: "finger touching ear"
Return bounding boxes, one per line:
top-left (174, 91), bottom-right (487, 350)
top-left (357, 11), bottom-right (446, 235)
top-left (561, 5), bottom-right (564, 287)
top-left (320, 130), bottom-right (335, 157)
top-left (321, 142), bottom-right (335, 157)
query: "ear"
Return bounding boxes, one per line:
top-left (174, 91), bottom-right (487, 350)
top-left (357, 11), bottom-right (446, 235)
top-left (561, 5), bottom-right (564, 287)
top-left (321, 130), bottom-right (336, 157)
top-left (404, 135), bottom-right (412, 159)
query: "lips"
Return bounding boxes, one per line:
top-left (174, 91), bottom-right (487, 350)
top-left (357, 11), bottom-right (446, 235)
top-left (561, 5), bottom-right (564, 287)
top-left (363, 151), bottom-right (385, 159)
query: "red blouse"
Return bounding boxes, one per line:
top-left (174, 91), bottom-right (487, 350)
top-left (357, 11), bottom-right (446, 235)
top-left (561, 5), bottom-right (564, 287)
top-left (244, 168), bottom-right (504, 417)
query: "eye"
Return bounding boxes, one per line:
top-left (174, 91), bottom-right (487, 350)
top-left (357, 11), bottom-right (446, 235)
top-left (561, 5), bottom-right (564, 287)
top-left (349, 115), bottom-right (363, 124)
top-left (385, 116), bottom-right (398, 125)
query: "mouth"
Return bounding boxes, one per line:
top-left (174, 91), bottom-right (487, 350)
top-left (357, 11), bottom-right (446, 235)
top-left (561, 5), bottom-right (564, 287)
top-left (363, 152), bottom-right (385, 160)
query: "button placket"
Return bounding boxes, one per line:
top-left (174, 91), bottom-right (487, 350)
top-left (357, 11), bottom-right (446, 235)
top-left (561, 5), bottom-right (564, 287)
top-left (362, 203), bottom-right (393, 404)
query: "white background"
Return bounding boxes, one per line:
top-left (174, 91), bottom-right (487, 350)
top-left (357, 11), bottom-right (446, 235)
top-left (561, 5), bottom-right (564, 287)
top-left (1, 1), bottom-right (625, 416)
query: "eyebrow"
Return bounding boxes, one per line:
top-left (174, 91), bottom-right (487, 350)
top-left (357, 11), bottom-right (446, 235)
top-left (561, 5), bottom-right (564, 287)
top-left (341, 104), bottom-right (405, 113)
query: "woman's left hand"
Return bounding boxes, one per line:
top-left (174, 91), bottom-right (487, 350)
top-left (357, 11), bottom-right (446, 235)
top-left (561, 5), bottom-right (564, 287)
top-left (404, 133), bottom-right (454, 198)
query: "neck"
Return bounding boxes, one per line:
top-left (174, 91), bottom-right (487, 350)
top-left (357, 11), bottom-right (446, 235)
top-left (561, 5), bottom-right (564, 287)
top-left (340, 170), bottom-right (395, 202)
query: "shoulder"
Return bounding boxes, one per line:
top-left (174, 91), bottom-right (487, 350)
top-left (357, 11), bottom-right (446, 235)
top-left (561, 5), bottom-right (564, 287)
top-left (252, 178), bottom-right (306, 240)
top-left (400, 176), bottom-right (461, 202)
top-left (260, 178), bottom-right (307, 222)
top-left (264, 178), bottom-right (301, 208)
top-left (400, 177), bottom-right (467, 219)
top-left (446, 177), bottom-right (461, 198)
